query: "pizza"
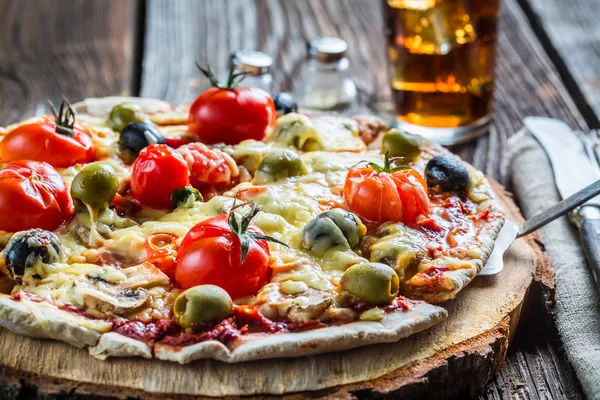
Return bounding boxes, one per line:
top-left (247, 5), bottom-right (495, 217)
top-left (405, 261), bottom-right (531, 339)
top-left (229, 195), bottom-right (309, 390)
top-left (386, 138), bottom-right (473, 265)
top-left (0, 83), bottom-right (504, 363)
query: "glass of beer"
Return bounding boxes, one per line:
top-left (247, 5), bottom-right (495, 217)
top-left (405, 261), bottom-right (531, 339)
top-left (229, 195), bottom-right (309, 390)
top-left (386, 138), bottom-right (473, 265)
top-left (384, 0), bottom-right (501, 144)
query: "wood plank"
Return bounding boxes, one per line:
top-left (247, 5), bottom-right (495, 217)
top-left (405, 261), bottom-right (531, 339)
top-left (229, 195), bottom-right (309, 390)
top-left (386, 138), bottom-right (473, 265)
top-left (140, 0), bottom-right (390, 110)
top-left (0, 0), bottom-right (140, 126)
top-left (517, 0), bottom-right (600, 127)
top-left (138, 0), bottom-right (586, 399)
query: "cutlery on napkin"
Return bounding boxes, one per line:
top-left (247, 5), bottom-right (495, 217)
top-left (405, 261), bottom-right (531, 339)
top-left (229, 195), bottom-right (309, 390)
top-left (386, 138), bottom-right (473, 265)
top-left (525, 117), bottom-right (600, 290)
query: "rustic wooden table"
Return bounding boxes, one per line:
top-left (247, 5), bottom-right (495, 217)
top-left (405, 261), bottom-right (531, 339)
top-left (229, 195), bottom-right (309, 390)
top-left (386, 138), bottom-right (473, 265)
top-left (0, 0), bottom-right (597, 398)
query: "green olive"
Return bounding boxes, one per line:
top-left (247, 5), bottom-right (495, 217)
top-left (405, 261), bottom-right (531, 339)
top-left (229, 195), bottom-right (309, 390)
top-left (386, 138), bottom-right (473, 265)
top-left (108, 103), bottom-right (142, 132)
top-left (173, 285), bottom-right (233, 328)
top-left (255, 149), bottom-right (307, 183)
top-left (340, 262), bottom-right (399, 305)
top-left (381, 129), bottom-right (423, 161)
top-left (70, 163), bottom-right (119, 211)
top-left (302, 209), bottom-right (366, 255)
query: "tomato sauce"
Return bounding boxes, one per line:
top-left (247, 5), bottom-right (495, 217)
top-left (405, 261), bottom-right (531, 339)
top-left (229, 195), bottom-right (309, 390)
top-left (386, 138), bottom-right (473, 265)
top-left (384, 296), bottom-right (417, 312)
top-left (417, 193), bottom-right (501, 258)
top-left (113, 318), bottom-right (175, 343)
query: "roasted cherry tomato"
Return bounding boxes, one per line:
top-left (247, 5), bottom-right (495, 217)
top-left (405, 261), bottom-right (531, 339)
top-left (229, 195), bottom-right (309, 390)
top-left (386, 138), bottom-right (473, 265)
top-left (176, 205), bottom-right (285, 299)
top-left (130, 144), bottom-right (190, 209)
top-left (0, 160), bottom-right (74, 232)
top-left (0, 100), bottom-right (94, 168)
top-left (187, 67), bottom-right (276, 145)
top-left (343, 154), bottom-right (430, 225)
top-left (177, 143), bottom-right (237, 191)
top-left (145, 233), bottom-right (178, 281)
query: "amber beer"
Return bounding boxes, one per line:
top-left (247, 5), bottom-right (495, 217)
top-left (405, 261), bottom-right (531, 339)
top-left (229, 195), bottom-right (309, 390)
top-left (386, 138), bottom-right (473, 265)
top-left (384, 0), bottom-right (500, 143)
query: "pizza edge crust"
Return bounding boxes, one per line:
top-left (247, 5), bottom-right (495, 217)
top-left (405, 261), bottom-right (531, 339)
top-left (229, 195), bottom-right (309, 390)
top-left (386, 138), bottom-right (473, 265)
top-left (0, 293), bottom-right (446, 363)
top-left (0, 295), bottom-right (104, 349)
top-left (152, 302), bottom-right (447, 363)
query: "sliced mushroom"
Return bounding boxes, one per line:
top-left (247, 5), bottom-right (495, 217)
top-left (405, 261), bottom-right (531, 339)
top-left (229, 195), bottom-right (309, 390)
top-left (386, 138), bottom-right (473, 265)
top-left (122, 263), bottom-right (171, 289)
top-left (76, 276), bottom-right (149, 316)
top-left (287, 288), bottom-right (332, 323)
top-left (80, 284), bottom-right (148, 315)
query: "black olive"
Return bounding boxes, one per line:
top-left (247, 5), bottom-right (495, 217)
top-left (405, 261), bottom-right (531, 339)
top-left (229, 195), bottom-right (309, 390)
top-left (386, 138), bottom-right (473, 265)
top-left (3, 229), bottom-right (62, 279)
top-left (119, 121), bottom-right (165, 158)
top-left (272, 92), bottom-right (298, 115)
top-left (425, 155), bottom-right (471, 194)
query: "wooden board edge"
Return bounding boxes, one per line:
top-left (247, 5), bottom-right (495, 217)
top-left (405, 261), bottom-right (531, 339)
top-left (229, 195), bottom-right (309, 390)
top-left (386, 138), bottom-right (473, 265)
top-left (488, 179), bottom-right (556, 329)
top-left (0, 315), bottom-right (513, 400)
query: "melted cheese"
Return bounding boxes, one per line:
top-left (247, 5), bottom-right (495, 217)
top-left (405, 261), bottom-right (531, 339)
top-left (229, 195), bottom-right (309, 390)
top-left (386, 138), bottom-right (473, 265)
top-left (19, 262), bottom-right (170, 321)
top-left (266, 113), bottom-right (366, 152)
top-left (107, 196), bottom-right (232, 259)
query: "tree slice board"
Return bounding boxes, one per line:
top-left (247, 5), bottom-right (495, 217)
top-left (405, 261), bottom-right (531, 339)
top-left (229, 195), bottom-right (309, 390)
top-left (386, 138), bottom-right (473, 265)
top-left (0, 180), bottom-right (554, 399)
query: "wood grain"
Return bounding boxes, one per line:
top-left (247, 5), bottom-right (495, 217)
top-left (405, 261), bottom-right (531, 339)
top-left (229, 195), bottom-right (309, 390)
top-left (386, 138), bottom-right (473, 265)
top-left (0, 0), bottom-right (140, 126)
top-left (518, 0), bottom-right (600, 128)
top-left (140, 0), bottom-right (390, 111)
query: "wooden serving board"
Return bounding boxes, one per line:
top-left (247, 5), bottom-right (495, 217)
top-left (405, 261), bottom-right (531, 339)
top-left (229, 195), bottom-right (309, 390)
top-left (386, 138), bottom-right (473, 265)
top-left (0, 181), bottom-right (554, 399)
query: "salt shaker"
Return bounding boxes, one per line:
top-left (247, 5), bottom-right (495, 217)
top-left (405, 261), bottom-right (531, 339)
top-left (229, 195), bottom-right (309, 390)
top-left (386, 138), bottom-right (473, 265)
top-left (293, 37), bottom-right (357, 113)
top-left (230, 50), bottom-right (273, 92)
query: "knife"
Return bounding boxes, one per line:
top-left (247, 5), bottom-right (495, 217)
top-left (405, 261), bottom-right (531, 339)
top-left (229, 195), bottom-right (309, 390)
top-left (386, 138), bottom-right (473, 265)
top-left (525, 117), bottom-right (600, 289)
top-left (480, 178), bottom-right (600, 275)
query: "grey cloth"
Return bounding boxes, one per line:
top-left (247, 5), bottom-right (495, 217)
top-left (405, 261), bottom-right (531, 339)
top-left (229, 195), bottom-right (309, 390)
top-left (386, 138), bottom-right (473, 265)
top-left (508, 130), bottom-right (600, 399)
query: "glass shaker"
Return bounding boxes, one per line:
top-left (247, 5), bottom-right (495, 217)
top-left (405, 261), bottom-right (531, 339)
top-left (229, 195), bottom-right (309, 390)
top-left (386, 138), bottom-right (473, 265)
top-left (230, 50), bottom-right (273, 92)
top-left (293, 37), bottom-right (357, 113)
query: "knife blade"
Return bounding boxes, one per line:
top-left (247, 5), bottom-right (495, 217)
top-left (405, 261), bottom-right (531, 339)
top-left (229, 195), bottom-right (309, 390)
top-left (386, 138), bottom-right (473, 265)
top-left (525, 117), bottom-right (600, 203)
top-left (525, 116), bottom-right (600, 290)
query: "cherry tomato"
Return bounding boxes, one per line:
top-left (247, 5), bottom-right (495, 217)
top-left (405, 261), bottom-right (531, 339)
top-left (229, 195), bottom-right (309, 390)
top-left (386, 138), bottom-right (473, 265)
top-left (176, 209), bottom-right (276, 299)
top-left (0, 110), bottom-right (94, 168)
top-left (0, 160), bottom-right (74, 232)
top-left (343, 159), bottom-right (430, 225)
top-left (177, 143), bottom-right (237, 190)
top-left (187, 67), bottom-right (276, 145)
top-left (130, 144), bottom-right (190, 209)
top-left (145, 233), bottom-right (178, 281)
top-left (164, 136), bottom-right (192, 149)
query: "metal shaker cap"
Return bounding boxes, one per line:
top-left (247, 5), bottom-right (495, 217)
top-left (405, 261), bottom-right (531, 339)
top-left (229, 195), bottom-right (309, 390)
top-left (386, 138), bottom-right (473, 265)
top-left (307, 37), bottom-right (348, 63)
top-left (231, 50), bottom-right (273, 76)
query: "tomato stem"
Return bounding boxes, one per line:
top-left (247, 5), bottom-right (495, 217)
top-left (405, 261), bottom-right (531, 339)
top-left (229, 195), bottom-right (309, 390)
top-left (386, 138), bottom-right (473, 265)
top-left (196, 62), bottom-right (248, 89)
top-left (228, 201), bottom-right (288, 264)
top-left (356, 152), bottom-right (412, 174)
top-left (47, 97), bottom-right (76, 137)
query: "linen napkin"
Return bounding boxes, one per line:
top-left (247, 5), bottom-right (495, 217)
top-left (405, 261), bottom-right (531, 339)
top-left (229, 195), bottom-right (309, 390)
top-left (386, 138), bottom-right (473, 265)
top-left (508, 130), bottom-right (600, 399)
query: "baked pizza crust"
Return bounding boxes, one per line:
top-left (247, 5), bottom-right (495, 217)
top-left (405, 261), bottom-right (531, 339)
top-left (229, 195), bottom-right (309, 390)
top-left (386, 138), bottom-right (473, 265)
top-left (153, 302), bottom-right (447, 364)
top-left (409, 207), bottom-right (505, 304)
top-left (0, 295), bottom-right (110, 348)
top-left (0, 293), bottom-right (446, 363)
top-left (89, 332), bottom-right (152, 360)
